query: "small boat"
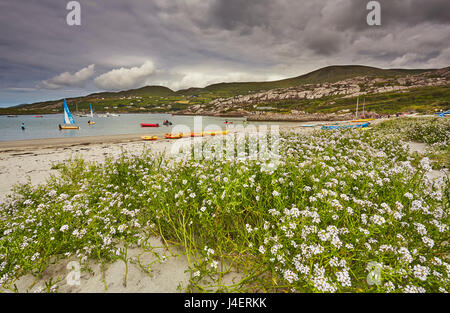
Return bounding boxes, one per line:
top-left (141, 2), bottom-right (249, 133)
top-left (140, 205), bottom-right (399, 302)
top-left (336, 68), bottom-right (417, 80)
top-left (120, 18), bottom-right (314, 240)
top-left (59, 125), bottom-right (80, 130)
top-left (165, 133), bottom-right (183, 139)
top-left (322, 122), bottom-right (370, 130)
top-left (205, 130), bottom-right (230, 136)
top-left (163, 120), bottom-right (173, 125)
top-left (59, 99), bottom-right (79, 130)
top-left (141, 136), bottom-right (157, 141)
top-left (7, 115), bottom-right (18, 118)
top-left (351, 119), bottom-right (375, 123)
top-left (35, 115), bottom-right (44, 118)
top-left (141, 123), bottom-right (160, 127)
top-left (88, 121), bottom-right (95, 125)
top-left (435, 111), bottom-right (450, 117)
top-left (301, 124), bottom-right (317, 127)
top-left (224, 121), bottom-right (233, 124)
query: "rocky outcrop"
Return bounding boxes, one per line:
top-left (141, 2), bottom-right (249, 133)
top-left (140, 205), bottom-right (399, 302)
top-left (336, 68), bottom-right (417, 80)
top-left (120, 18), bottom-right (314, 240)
top-left (179, 68), bottom-right (449, 115)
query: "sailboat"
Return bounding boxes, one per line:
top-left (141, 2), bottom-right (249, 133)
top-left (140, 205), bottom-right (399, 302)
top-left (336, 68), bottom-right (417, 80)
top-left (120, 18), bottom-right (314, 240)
top-left (59, 99), bottom-right (79, 130)
top-left (88, 104), bottom-right (95, 125)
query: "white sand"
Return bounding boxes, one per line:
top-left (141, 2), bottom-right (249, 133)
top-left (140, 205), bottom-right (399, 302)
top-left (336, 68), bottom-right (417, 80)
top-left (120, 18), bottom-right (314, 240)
top-left (0, 133), bottom-right (249, 293)
top-left (2, 119), bottom-right (444, 293)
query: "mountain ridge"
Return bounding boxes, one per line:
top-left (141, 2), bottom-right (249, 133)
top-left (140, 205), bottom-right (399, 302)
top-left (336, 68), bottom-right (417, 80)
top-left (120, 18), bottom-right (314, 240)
top-left (1, 65), bottom-right (447, 115)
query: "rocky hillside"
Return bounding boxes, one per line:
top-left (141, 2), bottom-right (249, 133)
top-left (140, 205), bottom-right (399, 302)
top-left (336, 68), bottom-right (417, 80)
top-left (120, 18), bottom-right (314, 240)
top-left (1, 65), bottom-right (448, 116)
top-left (183, 67), bottom-right (450, 115)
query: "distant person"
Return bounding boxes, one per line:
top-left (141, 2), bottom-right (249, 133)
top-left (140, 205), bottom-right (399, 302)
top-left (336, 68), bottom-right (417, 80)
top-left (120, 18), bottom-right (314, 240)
top-left (58, 124), bottom-right (62, 130)
top-left (21, 122), bottom-right (25, 130)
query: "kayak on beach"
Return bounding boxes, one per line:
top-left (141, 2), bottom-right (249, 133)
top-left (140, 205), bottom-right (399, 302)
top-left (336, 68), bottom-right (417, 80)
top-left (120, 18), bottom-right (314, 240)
top-left (351, 119), bottom-right (375, 122)
top-left (141, 135), bottom-right (157, 141)
top-left (165, 133), bottom-right (183, 139)
top-left (322, 122), bottom-right (370, 130)
top-left (205, 130), bottom-right (230, 136)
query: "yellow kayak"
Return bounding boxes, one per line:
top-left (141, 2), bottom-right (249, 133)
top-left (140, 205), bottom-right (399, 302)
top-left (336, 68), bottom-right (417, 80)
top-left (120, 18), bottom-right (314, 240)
top-left (351, 119), bottom-right (375, 123)
top-left (141, 136), bottom-right (157, 141)
top-left (165, 133), bottom-right (183, 139)
top-left (205, 130), bottom-right (230, 136)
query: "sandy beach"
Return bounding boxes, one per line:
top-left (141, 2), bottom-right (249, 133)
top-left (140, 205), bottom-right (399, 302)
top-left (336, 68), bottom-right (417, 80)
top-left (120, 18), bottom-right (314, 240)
top-left (0, 122), bottom-right (313, 201)
top-left (0, 132), bottom-right (248, 293)
top-left (0, 124), bottom-right (310, 293)
top-left (1, 118), bottom-right (445, 293)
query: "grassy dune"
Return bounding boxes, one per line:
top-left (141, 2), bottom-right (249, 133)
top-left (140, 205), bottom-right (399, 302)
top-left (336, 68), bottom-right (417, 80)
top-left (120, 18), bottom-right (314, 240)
top-left (0, 117), bottom-right (448, 292)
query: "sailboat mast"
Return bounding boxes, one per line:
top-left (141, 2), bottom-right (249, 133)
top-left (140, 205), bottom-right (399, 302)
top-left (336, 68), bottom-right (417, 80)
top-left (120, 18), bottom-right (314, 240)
top-left (363, 98), bottom-right (365, 118)
top-left (355, 97), bottom-right (359, 119)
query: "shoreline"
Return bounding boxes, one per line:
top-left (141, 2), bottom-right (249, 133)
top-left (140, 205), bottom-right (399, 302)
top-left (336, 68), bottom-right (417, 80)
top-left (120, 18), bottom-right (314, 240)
top-left (0, 132), bottom-right (170, 151)
top-left (0, 118), bottom-right (382, 151)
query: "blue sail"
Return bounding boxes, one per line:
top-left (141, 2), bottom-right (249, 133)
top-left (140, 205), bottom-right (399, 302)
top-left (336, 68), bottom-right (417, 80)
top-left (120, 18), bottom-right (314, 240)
top-left (90, 104), bottom-right (94, 118)
top-left (63, 99), bottom-right (76, 124)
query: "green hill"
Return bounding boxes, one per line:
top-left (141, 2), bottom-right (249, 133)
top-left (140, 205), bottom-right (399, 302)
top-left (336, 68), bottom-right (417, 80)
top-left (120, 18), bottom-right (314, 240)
top-left (0, 65), bottom-right (444, 115)
top-left (90, 86), bottom-right (175, 98)
top-left (179, 65), bottom-right (430, 98)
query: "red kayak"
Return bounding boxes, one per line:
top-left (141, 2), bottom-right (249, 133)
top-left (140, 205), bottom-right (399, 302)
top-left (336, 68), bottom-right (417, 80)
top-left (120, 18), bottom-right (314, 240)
top-left (141, 123), bottom-right (160, 127)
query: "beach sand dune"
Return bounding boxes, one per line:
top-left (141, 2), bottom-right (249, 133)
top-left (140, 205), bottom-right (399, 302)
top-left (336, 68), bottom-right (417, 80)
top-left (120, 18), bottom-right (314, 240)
top-left (0, 132), bottom-right (252, 293)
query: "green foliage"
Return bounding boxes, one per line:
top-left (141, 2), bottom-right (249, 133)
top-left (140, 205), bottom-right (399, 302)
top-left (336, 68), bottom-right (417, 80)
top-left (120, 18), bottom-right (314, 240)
top-left (0, 125), bottom-right (449, 292)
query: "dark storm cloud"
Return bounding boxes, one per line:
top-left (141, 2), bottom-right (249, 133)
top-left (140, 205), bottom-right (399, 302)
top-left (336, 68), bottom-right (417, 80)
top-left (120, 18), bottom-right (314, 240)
top-left (206, 0), bottom-right (271, 33)
top-left (0, 0), bottom-right (449, 106)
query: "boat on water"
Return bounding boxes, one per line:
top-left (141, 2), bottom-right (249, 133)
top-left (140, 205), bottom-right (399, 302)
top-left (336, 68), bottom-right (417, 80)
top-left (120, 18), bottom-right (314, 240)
top-left (59, 99), bottom-right (79, 130)
top-left (301, 124), bottom-right (317, 127)
top-left (87, 104), bottom-right (95, 125)
top-left (35, 115), bottom-right (44, 118)
top-left (141, 123), bottom-right (160, 127)
top-left (7, 115), bottom-right (18, 118)
top-left (321, 122), bottom-right (370, 130)
top-left (141, 136), bottom-right (157, 141)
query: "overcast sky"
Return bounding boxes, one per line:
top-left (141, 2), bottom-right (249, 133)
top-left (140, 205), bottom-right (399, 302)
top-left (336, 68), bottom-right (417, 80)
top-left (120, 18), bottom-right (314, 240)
top-left (0, 0), bottom-right (449, 107)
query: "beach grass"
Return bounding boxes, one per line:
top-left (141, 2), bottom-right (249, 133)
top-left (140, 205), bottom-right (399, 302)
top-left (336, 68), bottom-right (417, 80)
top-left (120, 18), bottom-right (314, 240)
top-left (0, 117), bottom-right (449, 293)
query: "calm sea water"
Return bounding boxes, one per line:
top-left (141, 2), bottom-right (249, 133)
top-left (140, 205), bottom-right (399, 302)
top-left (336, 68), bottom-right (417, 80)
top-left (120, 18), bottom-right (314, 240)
top-left (0, 113), bottom-right (284, 142)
